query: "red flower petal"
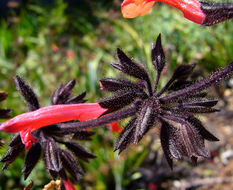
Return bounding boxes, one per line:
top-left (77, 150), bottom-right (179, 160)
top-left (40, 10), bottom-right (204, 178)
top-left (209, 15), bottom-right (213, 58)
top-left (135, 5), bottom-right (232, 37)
top-left (109, 122), bottom-right (123, 133)
top-left (63, 179), bottom-right (76, 190)
top-left (121, 0), bottom-right (155, 18)
top-left (20, 129), bottom-right (37, 150)
top-left (0, 103), bottom-right (107, 133)
top-left (148, 182), bottom-right (158, 190)
top-left (99, 81), bottom-right (104, 89)
top-left (52, 44), bottom-right (59, 52)
top-left (66, 50), bottom-right (75, 61)
top-left (121, 0), bottom-right (206, 24)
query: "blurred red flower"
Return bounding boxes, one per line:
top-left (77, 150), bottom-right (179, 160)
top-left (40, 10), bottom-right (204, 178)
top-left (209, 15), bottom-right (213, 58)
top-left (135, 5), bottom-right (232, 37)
top-left (52, 44), bottom-right (59, 52)
top-left (66, 50), bottom-right (75, 61)
top-left (109, 122), bottom-right (123, 133)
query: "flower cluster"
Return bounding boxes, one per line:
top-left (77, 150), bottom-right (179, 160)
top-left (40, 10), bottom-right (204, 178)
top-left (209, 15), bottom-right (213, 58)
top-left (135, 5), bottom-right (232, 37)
top-left (0, 76), bottom-right (98, 189)
top-left (0, 1), bottom-right (232, 189)
top-left (1, 34), bottom-right (233, 189)
top-left (56, 34), bottom-right (233, 168)
top-left (99, 34), bottom-right (226, 167)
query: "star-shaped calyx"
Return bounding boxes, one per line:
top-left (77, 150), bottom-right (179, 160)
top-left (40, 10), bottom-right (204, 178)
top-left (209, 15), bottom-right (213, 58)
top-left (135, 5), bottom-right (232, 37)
top-left (58, 34), bottom-right (233, 168)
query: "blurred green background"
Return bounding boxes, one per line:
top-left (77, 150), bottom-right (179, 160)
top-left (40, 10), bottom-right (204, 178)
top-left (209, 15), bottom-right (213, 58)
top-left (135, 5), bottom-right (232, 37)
top-left (0, 0), bottom-right (233, 189)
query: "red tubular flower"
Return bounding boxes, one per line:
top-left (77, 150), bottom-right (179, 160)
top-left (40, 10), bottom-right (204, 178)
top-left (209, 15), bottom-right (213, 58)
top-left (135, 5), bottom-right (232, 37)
top-left (0, 77), bottom-right (120, 149)
top-left (0, 104), bottom-right (121, 145)
top-left (0, 104), bottom-right (107, 133)
top-left (0, 103), bottom-right (107, 149)
top-left (121, 0), bottom-right (233, 26)
top-left (63, 179), bottom-right (76, 190)
top-left (0, 76), bottom-right (101, 189)
top-left (121, 0), bottom-right (155, 18)
top-left (52, 44), bottom-right (59, 52)
top-left (121, 0), bottom-right (205, 24)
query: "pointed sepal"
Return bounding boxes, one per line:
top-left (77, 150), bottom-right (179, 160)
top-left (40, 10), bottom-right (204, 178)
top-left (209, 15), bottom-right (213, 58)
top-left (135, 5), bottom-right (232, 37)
top-left (151, 34), bottom-right (165, 74)
top-left (14, 75), bottom-right (40, 111)
top-left (22, 143), bottom-right (42, 180)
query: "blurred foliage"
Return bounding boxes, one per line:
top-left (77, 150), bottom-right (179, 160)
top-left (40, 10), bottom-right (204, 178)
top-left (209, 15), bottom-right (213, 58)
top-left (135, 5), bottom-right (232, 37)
top-left (0, 0), bottom-right (233, 189)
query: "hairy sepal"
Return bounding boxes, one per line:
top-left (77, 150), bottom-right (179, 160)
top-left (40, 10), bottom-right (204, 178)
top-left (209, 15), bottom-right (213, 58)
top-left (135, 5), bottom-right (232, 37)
top-left (200, 1), bottom-right (233, 26)
top-left (99, 90), bottom-right (138, 110)
top-left (14, 75), bottom-right (40, 111)
top-left (151, 34), bottom-right (165, 74)
top-left (60, 149), bottom-right (84, 181)
top-left (160, 120), bottom-right (173, 169)
top-left (51, 80), bottom-right (76, 105)
top-left (22, 143), bottom-right (41, 180)
top-left (172, 63), bottom-right (196, 81)
top-left (100, 78), bottom-right (143, 92)
top-left (114, 118), bottom-right (136, 154)
top-left (186, 115), bottom-right (219, 142)
top-left (161, 62), bottom-right (233, 103)
top-left (44, 140), bottom-right (62, 179)
top-left (134, 98), bottom-right (158, 143)
top-left (62, 141), bottom-right (96, 162)
top-left (65, 91), bottom-right (87, 104)
top-left (0, 143), bottom-right (24, 170)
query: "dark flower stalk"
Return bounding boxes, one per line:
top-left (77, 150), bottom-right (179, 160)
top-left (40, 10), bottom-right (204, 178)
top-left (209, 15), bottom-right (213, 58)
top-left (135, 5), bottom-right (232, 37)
top-left (55, 106), bottom-right (137, 133)
top-left (57, 34), bottom-right (233, 168)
